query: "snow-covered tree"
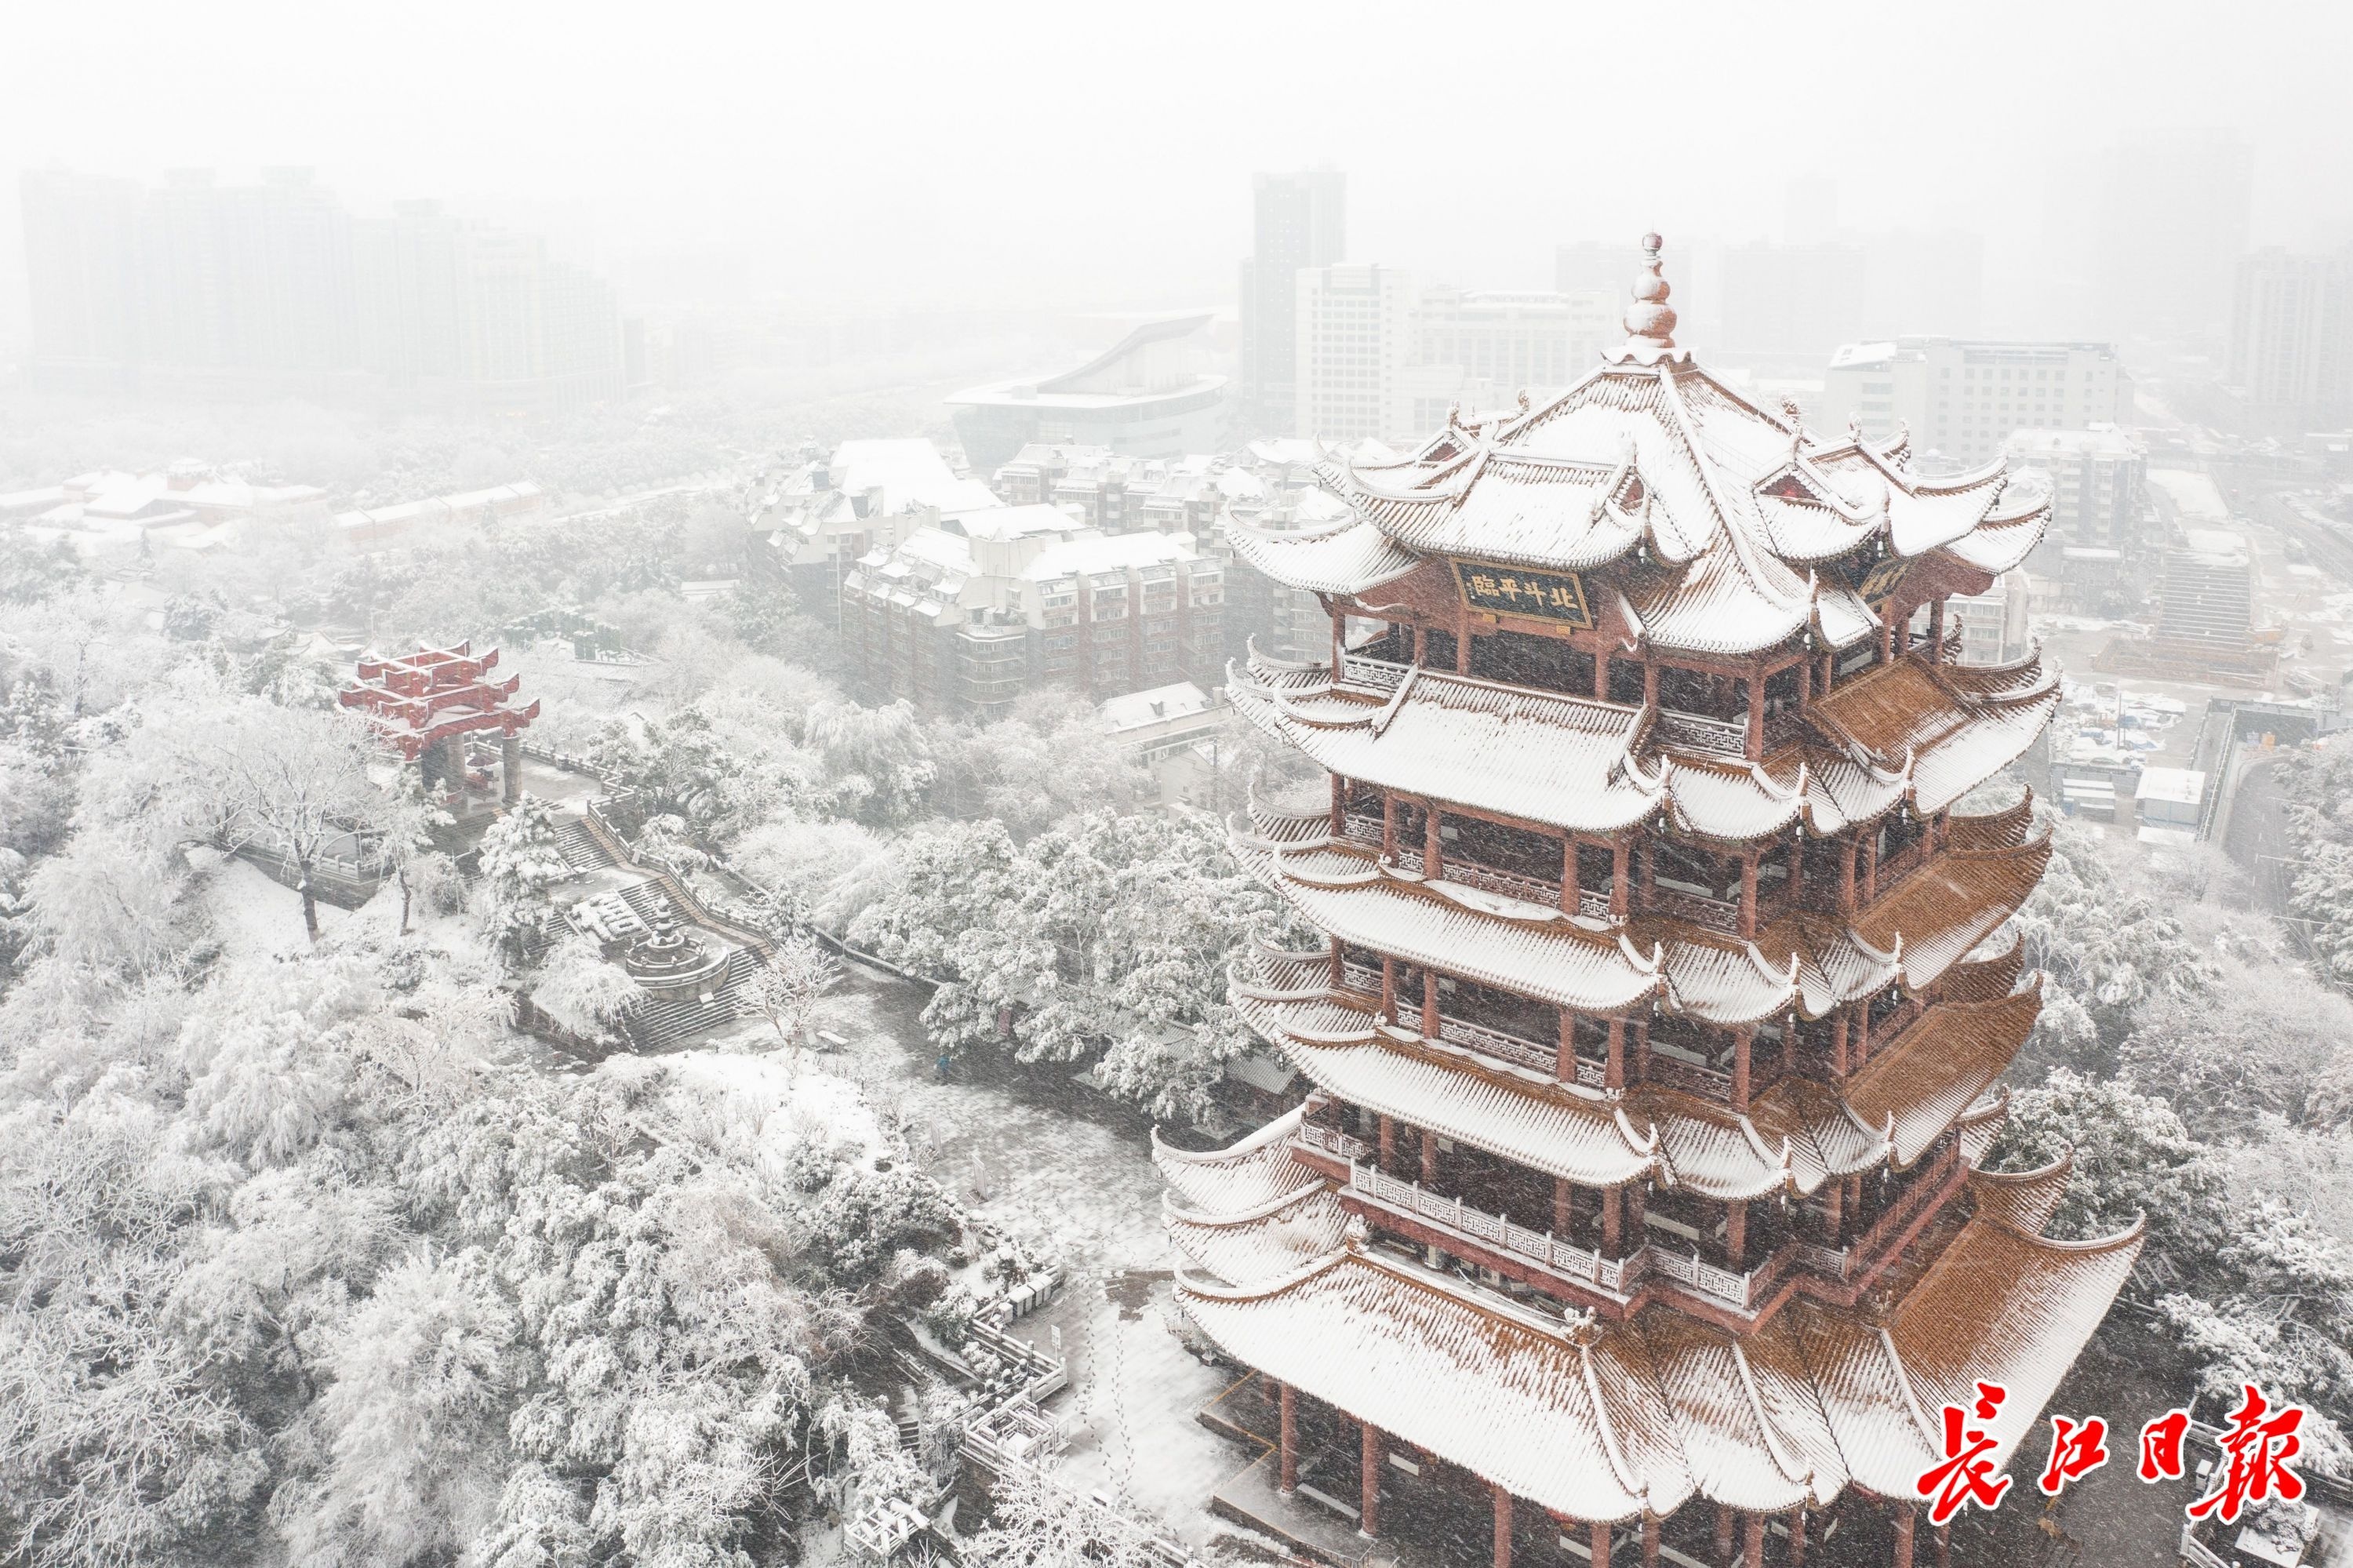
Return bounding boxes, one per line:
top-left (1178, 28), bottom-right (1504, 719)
top-left (2119, 954), bottom-right (2353, 1137)
top-left (475, 795), bottom-right (572, 962)
top-left (530, 933), bottom-right (642, 1044)
top-left (729, 812), bottom-right (887, 931)
top-left (741, 932), bottom-right (841, 1053)
top-left (849, 818), bottom-right (1020, 980)
top-left (805, 697), bottom-right (936, 828)
top-left (928, 689), bottom-right (1147, 837)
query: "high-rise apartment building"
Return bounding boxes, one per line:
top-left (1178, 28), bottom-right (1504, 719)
top-left (1821, 337), bottom-right (2130, 464)
top-left (1293, 262), bottom-right (1416, 442)
top-left (1295, 270), bottom-right (1618, 444)
top-left (2004, 426), bottom-right (2147, 551)
top-left (2093, 130), bottom-right (2251, 340)
top-left (18, 170), bottom-right (622, 411)
top-left (2229, 246), bottom-right (2353, 420)
top-left (1239, 170), bottom-right (1347, 432)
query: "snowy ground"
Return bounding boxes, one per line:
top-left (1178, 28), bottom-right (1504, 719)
top-left (785, 970), bottom-right (1278, 1558)
top-left (196, 850), bottom-right (362, 959)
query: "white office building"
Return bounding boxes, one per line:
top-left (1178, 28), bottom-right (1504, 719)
top-left (1293, 267), bottom-right (1619, 444)
top-left (1820, 337), bottom-right (2130, 464)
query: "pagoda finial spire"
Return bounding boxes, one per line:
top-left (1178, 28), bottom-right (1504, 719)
top-left (1625, 231), bottom-right (1678, 347)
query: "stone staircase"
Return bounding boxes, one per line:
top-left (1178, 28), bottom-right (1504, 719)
top-left (556, 819), bottom-right (614, 873)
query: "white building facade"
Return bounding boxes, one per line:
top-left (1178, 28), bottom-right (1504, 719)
top-left (1821, 337), bottom-right (2130, 465)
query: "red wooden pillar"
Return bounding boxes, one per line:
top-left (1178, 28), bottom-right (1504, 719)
top-left (1378, 1115), bottom-right (1396, 1175)
top-left (1558, 1006), bottom-right (1578, 1083)
top-left (1457, 623), bottom-right (1473, 674)
top-left (1796, 655), bottom-right (1811, 708)
top-left (1643, 662), bottom-right (1660, 709)
top-left (1380, 956), bottom-right (1397, 1022)
top-left (1747, 671), bottom-right (1766, 761)
top-left (1891, 1504), bottom-right (1915, 1568)
top-left (1740, 853), bottom-right (1759, 938)
top-left (1839, 836), bottom-right (1857, 911)
top-left (1422, 1127), bottom-right (1439, 1184)
top-left (1726, 1199), bottom-right (1749, 1271)
top-left (1928, 598), bottom-right (1946, 664)
top-left (1359, 1421), bottom-right (1383, 1537)
top-left (1413, 624), bottom-right (1428, 665)
top-left (1934, 1521), bottom-right (1950, 1568)
top-left (1611, 841), bottom-right (1631, 920)
top-left (1824, 1178), bottom-right (1846, 1244)
top-left (1862, 834), bottom-right (1879, 904)
top-left (1421, 969), bottom-right (1439, 1039)
top-left (1555, 1177), bottom-right (1573, 1237)
top-left (1592, 1519), bottom-right (1613, 1567)
top-left (1562, 837), bottom-right (1581, 913)
top-left (1278, 1381), bottom-right (1298, 1494)
top-left (1425, 806), bottom-right (1444, 880)
top-left (1606, 1017), bottom-right (1626, 1090)
top-left (1329, 935), bottom-right (1344, 988)
top-left (1492, 1484), bottom-right (1515, 1568)
top-left (1731, 1027), bottom-right (1752, 1113)
top-left (1382, 793), bottom-right (1398, 859)
top-left (1831, 1010), bottom-right (1851, 1075)
top-left (1642, 1518), bottom-right (1661, 1568)
top-left (1715, 1504), bottom-right (1736, 1565)
top-left (1330, 773), bottom-right (1346, 836)
top-left (1595, 651), bottom-right (1611, 700)
top-left (1744, 1511), bottom-right (1766, 1568)
top-left (1790, 1508), bottom-right (1808, 1566)
top-left (1601, 1183), bottom-right (1622, 1258)
top-left (1627, 1181), bottom-right (1647, 1245)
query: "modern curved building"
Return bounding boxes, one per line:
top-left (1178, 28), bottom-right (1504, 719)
top-left (948, 315), bottom-right (1228, 472)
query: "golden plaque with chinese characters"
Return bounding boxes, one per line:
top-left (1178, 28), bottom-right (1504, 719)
top-left (1451, 559), bottom-right (1595, 628)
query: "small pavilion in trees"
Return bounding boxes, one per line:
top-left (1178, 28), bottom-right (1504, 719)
top-left (1158, 238), bottom-right (2140, 1568)
top-left (339, 642), bottom-right (540, 806)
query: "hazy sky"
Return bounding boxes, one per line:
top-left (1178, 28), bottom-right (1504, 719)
top-left (7, 0), bottom-right (2350, 311)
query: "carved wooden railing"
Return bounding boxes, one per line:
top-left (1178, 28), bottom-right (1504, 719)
top-left (1340, 653), bottom-right (1412, 690)
top-left (1336, 1156), bottom-right (1801, 1310)
top-left (1654, 709), bottom-right (1747, 757)
top-left (1647, 885), bottom-right (1743, 935)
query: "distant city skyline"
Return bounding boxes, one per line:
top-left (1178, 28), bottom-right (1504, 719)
top-left (2, 1), bottom-right (2347, 322)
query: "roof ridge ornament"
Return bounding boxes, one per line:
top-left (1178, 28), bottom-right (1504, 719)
top-left (1626, 232), bottom-right (1677, 347)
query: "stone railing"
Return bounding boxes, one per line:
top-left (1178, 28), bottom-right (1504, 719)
top-left (2175, 1525), bottom-right (2230, 1568)
top-left (1340, 653), bottom-right (1412, 690)
top-left (1577, 888), bottom-right (1617, 923)
top-left (1340, 960), bottom-right (1382, 997)
top-left (1654, 709), bottom-right (1748, 758)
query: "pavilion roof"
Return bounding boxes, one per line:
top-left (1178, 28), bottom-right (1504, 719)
top-left (1172, 1203), bottom-right (2140, 1526)
top-left (1236, 646), bottom-right (2056, 846)
top-left (1235, 791), bottom-right (2051, 1023)
top-left (1220, 260), bottom-right (2051, 658)
top-left (1227, 945), bottom-right (2036, 1200)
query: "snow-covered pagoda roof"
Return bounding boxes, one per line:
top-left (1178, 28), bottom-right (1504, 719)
top-left (1165, 1133), bottom-right (2137, 1529)
top-left (1227, 942), bottom-right (2035, 1200)
top-left (1223, 237), bottom-right (2049, 658)
top-left (1233, 788), bottom-right (2051, 1026)
top-left (1227, 641), bottom-right (2057, 844)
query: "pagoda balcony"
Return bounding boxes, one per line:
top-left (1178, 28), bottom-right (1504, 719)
top-left (1785, 1140), bottom-right (1967, 1293)
top-left (1336, 816), bottom-right (1603, 918)
top-left (1303, 1141), bottom-right (1786, 1315)
top-left (1335, 961), bottom-right (1611, 1089)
